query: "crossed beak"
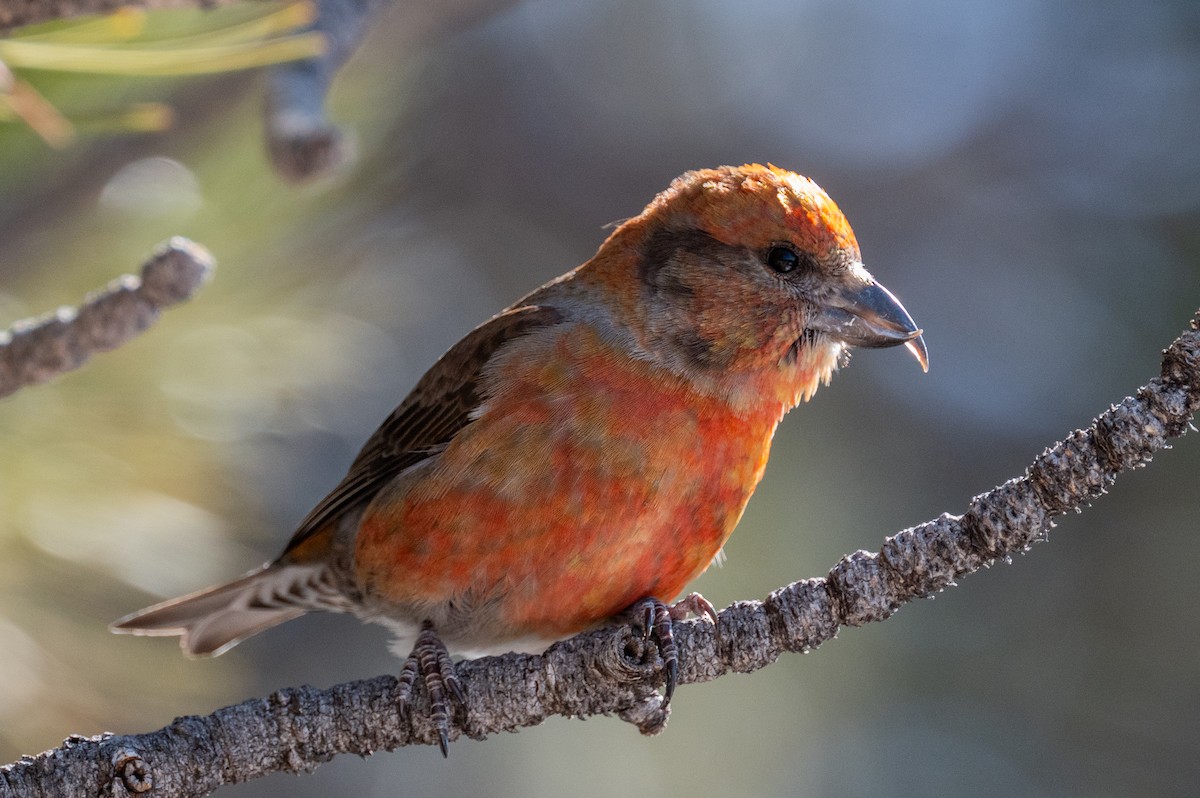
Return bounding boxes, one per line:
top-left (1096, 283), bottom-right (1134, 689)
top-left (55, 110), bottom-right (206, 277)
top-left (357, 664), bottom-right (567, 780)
top-left (809, 278), bottom-right (929, 372)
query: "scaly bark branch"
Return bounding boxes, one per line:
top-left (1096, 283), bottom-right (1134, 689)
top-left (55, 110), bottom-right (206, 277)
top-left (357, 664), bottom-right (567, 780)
top-left (3, 309), bottom-right (1198, 798)
top-left (0, 237), bottom-right (214, 399)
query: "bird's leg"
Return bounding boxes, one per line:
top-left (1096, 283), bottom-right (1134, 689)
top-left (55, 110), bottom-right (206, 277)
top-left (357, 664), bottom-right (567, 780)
top-left (397, 621), bottom-right (465, 757)
top-left (625, 593), bottom-right (716, 708)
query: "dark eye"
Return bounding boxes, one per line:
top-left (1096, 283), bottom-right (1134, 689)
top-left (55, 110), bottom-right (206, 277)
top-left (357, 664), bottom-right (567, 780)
top-left (765, 245), bottom-right (801, 274)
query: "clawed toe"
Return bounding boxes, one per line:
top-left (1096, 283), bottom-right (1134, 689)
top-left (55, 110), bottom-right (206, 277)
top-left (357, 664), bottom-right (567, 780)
top-left (396, 621), bottom-right (464, 757)
top-left (669, 592), bottom-right (718, 625)
top-left (626, 593), bottom-right (719, 707)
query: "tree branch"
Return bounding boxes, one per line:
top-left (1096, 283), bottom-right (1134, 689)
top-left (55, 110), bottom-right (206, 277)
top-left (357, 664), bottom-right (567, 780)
top-left (3, 309), bottom-right (1198, 798)
top-left (0, 237), bottom-right (214, 399)
top-left (264, 0), bottom-right (388, 182)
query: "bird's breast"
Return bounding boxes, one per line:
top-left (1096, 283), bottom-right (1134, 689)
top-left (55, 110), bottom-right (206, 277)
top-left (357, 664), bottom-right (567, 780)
top-left (354, 323), bottom-right (787, 642)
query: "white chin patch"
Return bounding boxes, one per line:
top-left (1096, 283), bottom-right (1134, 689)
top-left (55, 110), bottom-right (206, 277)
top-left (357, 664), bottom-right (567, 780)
top-left (793, 339), bottom-right (843, 403)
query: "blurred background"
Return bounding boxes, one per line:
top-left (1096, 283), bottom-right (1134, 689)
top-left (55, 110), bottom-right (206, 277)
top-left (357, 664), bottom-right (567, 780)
top-left (2, 1), bottom-right (1199, 795)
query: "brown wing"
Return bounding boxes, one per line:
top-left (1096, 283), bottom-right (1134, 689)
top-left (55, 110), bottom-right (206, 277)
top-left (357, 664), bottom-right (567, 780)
top-left (281, 303), bottom-right (562, 559)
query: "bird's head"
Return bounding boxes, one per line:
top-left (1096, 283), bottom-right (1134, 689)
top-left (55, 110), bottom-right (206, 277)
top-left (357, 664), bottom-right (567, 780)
top-left (588, 164), bottom-right (927, 408)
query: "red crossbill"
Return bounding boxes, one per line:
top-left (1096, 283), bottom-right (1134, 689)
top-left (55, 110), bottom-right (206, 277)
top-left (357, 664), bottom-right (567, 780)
top-left (113, 164), bottom-right (927, 753)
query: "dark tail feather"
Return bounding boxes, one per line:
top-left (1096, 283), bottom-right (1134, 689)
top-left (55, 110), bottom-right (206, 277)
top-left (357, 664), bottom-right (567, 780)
top-left (110, 563), bottom-right (342, 657)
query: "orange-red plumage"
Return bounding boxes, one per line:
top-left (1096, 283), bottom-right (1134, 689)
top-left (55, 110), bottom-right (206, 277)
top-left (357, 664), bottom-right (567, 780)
top-left (354, 320), bottom-right (785, 642)
top-left (112, 164), bottom-right (926, 749)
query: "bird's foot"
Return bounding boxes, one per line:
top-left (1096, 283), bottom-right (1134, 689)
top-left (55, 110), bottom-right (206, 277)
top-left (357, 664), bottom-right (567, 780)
top-left (668, 592), bottom-right (718, 625)
top-left (397, 621), bottom-right (465, 757)
top-left (626, 593), bottom-right (716, 708)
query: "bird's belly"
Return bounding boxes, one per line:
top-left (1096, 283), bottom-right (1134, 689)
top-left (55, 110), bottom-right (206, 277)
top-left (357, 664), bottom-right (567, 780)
top-left (354, 335), bottom-right (782, 644)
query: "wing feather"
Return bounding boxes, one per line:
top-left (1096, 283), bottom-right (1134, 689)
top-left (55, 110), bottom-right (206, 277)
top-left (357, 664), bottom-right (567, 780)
top-left (281, 304), bottom-right (562, 558)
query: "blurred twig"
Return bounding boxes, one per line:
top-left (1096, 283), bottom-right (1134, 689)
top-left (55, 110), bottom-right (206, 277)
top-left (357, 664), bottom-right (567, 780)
top-left (0, 0), bottom-right (368, 180)
top-left (0, 237), bottom-right (214, 399)
top-left (3, 1), bottom-right (525, 181)
top-left (265, 0), bottom-right (526, 181)
top-left (264, 0), bottom-right (390, 181)
top-left (0, 0), bottom-right (243, 32)
top-left (2, 310), bottom-right (1196, 797)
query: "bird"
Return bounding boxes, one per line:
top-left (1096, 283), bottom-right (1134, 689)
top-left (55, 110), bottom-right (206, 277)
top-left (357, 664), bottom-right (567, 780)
top-left (112, 163), bottom-right (927, 754)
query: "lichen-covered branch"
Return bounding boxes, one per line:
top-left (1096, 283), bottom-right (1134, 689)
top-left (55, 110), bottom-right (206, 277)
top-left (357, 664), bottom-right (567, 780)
top-left (0, 237), bottom-right (214, 399)
top-left (3, 309), bottom-right (1198, 798)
